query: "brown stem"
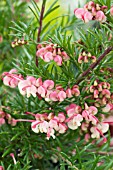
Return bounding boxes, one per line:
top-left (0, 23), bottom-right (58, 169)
top-left (36, 0), bottom-right (46, 67)
top-left (77, 46), bottom-right (113, 84)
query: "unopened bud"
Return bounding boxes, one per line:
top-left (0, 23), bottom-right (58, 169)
top-left (94, 80), bottom-right (98, 86)
top-left (82, 51), bottom-right (86, 56)
top-left (88, 52), bottom-right (91, 57)
top-left (96, 4), bottom-right (100, 11)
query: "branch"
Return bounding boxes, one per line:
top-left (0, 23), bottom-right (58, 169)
top-left (76, 46), bottom-right (113, 84)
top-left (36, 0), bottom-right (46, 66)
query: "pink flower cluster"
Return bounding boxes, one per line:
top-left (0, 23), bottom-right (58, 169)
top-left (29, 103), bottom-right (109, 141)
top-left (3, 69), bottom-right (80, 102)
top-left (2, 69), bottom-right (23, 88)
top-left (66, 104), bottom-right (83, 130)
top-left (36, 44), bottom-right (69, 66)
top-left (78, 51), bottom-right (96, 64)
top-left (0, 110), bottom-right (17, 126)
top-left (89, 81), bottom-right (112, 110)
top-left (31, 112), bottom-right (67, 140)
top-left (82, 103), bottom-right (109, 142)
top-left (74, 1), bottom-right (107, 23)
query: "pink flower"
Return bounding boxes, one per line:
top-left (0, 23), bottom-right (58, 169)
top-left (102, 104), bottom-right (111, 112)
top-left (18, 79), bottom-right (37, 98)
top-left (49, 119), bottom-right (59, 131)
top-left (74, 8), bottom-right (93, 23)
top-left (97, 122), bottom-right (109, 133)
top-left (85, 133), bottom-right (90, 142)
top-left (27, 76), bottom-right (36, 85)
top-left (66, 88), bottom-right (72, 98)
top-left (78, 55), bottom-right (83, 63)
top-left (43, 52), bottom-right (53, 62)
top-left (36, 47), bottom-right (45, 58)
top-left (91, 56), bottom-right (96, 63)
top-left (31, 120), bottom-right (40, 133)
top-left (102, 89), bottom-right (111, 98)
top-left (82, 110), bottom-right (89, 121)
top-left (0, 118), bottom-right (5, 126)
top-left (58, 112), bottom-right (66, 122)
top-left (90, 85), bottom-right (95, 93)
top-left (89, 114), bottom-right (98, 125)
top-left (0, 166), bottom-right (4, 170)
top-left (45, 90), bottom-right (53, 101)
top-left (71, 86), bottom-right (80, 96)
top-left (43, 80), bottom-right (54, 90)
top-left (81, 122), bottom-right (89, 131)
top-left (110, 6), bottom-right (113, 16)
top-left (95, 11), bottom-right (106, 22)
top-left (98, 84), bottom-right (103, 92)
top-left (37, 85), bottom-right (46, 98)
top-left (92, 7), bottom-right (96, 16)
top-left (88, 106), bottom-right (98, 115)
top-left (36, 78), bottom-right (43, 87)
top-left (54, 55), bottom-right (62, 66)
top-left (47, 128), bottom-right (55, 140)
top-left (90, 126), bottom-right (100, 138)
top-left (74, 8), bottom-right (86, 19)
top-left (39, 121), bottom-right (49, 133)
top-left (35, 113), bottom-right (48, 121)
top-left (3, 69), bottom-right (22, 88)
top-left (94, 90), bottom-right (99, 98)
top-left (57, 91), bottom-right (66, 102)
top-left (58, 123), bottom-right (67, 133)
top-left (0, 111), bottom-right (5, 118)
top-left (66, 104), bottom-right (82, 117)
top-left (61, 51), bottom-right (69, 61)
top-left (90, 122), bottom-right (109, 140)
top-left (67, 114), bottom-right (83, 130)
top-left (56, 85), bottom-right (63, 91)
top-left (83, 11), bottom-right (93, 23)
top-left (49, 91), bottom-right (58, 101)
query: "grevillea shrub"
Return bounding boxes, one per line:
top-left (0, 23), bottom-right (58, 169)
top-left (1, 0), bottom-right (113, 169)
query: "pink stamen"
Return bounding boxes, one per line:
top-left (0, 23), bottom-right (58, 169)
top-left (16, 119), bottom-right (35, 123)
top-left (25, 112), bottom-right (35, 116)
